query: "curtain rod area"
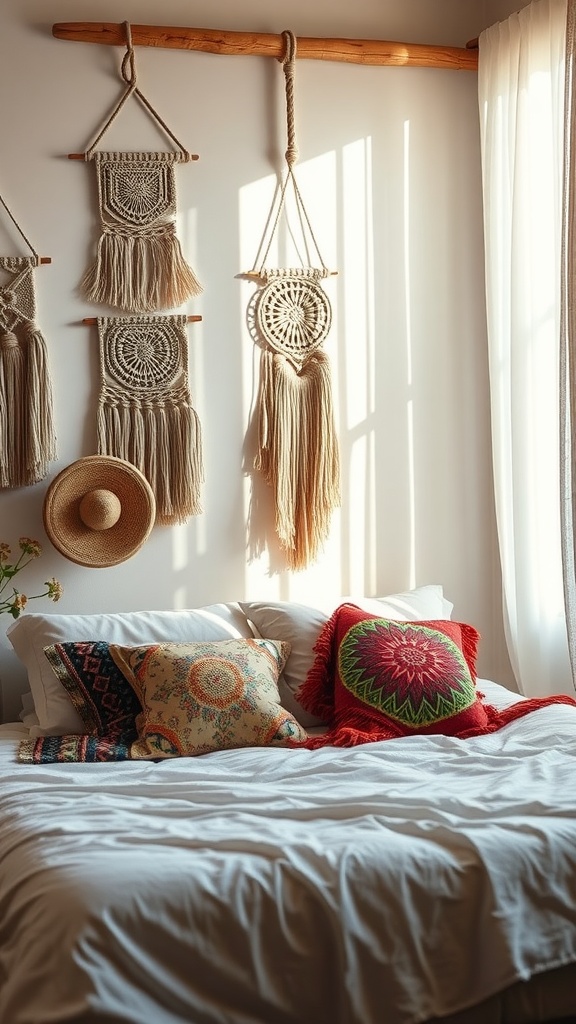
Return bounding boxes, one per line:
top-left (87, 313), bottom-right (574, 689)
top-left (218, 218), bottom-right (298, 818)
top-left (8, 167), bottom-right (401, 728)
top-left (51, 23), bottom-right (479, 71)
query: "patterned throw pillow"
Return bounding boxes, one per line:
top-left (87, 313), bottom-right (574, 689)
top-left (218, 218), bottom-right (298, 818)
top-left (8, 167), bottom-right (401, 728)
top-left (109, 638), bottom-right (308, 758)
top-left (18, 734), bottom-right (132, 764)
top-left (43, 640), bottom-right (141, 744)
top-left (295, 603), bottom-right (489, 747)
top-left (16, 640), bottom-right (142, 764)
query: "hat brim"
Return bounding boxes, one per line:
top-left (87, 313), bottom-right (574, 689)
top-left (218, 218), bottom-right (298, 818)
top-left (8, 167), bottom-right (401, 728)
top-left (43, 456), bottom-right (156, 568)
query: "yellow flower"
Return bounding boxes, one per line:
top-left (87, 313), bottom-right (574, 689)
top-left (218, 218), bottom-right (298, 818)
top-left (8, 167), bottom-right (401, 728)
top-left (18, 537), bottom-right (42, 558)
top-left (1, 539), bottom-right (63, 617)
top-left (46, 578), bottom-right (63, 603)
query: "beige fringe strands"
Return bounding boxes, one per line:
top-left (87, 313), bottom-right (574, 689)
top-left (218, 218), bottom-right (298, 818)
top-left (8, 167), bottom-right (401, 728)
top-left (79, 22), bottom-right (202, 313)
top-left (0, 191), bottom-right (56, 487)
top-left (96, 314), bottom-right (203, 524)
top-left (255, 347), bottom-right (340, 571)
top-left (248, 30), bottom-right (341, 570)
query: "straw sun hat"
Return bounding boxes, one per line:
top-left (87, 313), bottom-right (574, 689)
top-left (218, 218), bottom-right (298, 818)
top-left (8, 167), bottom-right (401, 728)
top-left (43, 455), bottom-right (156, 568)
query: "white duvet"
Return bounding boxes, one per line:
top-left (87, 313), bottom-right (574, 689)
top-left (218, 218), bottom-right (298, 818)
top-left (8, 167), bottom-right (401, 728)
top-left (1, 680), bottom-right (576, 1024)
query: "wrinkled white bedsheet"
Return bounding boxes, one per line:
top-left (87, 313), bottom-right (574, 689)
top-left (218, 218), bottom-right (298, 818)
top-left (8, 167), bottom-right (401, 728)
top-left (1, 681), bottom-right (575, 1024)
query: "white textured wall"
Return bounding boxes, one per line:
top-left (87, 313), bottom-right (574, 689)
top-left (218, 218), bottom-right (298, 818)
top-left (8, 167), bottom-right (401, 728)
top-left (483, 0), bottom-right (532, 27)
top-left (0, 0), bottom-right (514, 719)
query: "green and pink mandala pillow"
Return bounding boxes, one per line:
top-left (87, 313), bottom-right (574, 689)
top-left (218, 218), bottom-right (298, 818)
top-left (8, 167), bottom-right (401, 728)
top-left (295, 603), bottom-right (576, 748)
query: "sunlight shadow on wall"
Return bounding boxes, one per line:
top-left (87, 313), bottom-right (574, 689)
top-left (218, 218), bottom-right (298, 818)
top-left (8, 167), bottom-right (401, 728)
top-left (171, 524), bottom-right (190, 610)
top-left (402, 119), bottom-right (416, 590)
top-left (340, 136), bottom-right (377, 596)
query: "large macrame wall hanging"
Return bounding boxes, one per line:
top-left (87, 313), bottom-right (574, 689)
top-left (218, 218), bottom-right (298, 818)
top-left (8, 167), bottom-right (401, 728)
top-left (0, 192), bottom-right (56, 488)
top-left (77, 21), bottom-right (202, 314)
top-left (247, 30), bottom-right (341, 571)
top-left (95, 313), bottom-right (203, 524)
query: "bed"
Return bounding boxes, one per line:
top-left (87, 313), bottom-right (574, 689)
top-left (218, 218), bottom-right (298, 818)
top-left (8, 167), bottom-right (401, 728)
top-left (1, 586), bottom-right (575, 1024)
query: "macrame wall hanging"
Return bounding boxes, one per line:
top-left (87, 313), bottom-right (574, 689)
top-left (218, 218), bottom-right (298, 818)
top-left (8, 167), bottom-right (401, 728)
top-left (0, 192), bottom-right (56, 488)
top-left (247, 30), bottom-right (341, 571)
top-left (94, 313), bottom-right (203, 524)
top-left (76, 21), bottom-right (202, 314)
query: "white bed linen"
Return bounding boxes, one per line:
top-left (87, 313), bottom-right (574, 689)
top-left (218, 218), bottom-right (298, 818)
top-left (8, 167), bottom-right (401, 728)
top-left (0, 681), bottom-right (575, 1024)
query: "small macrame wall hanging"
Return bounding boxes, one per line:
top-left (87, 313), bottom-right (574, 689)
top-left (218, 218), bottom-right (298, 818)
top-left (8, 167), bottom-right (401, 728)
top-left (247, 30), bottom-right (340, 571)
top-left (94, 313), bottom-right (203, 524)
top-left (0, 191), bottom-right (56, 488)
top-left (76, 21), bottom-right (202, 314)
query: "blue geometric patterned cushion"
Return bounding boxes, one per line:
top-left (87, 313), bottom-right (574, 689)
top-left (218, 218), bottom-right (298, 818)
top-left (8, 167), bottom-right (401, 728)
top-left (43, 640), bottom-right (141, 744)
top-left (18, 734), bottom-right (132, 764)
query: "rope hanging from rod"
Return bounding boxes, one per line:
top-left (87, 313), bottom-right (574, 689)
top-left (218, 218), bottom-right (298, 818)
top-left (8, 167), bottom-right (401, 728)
top-left (249, 30), bottom-right (341, 572)
top-left (74, 20), bottom-right (203, 314)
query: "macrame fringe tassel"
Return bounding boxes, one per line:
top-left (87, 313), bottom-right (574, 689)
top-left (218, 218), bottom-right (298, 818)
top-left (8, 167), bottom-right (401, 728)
top-left (254, 347), bottom-right (274, 478)
top-left (97, 396), bottom-right (203, 524)
top-left (24, 322), bottom-right (57, 482)
top-left (0, 331), bottom-right (25, 487)
top-left (164, 402), bottom-right (204, 524)
top-left (83, 229), bottom-right (203, 314)
top-left (0, 349), bottom-right (6, 488)
top-left (256, 348), bottom-right (340, 570)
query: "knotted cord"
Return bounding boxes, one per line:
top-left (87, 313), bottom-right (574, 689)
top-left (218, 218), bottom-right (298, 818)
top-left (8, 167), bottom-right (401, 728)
top-left (0, 192), bottom-right (40, 265)
top-left (96, 314), bottom-right (203, 523)
top-left (248, 30), bottom-right (341, 571)
top-left (0, 189), bottom-right (56, 486)
top-left (84, 21), bottom-right (191, 161)
top-left (251, 30), bottom-right (330, 278)
top-left (78, 21), bottom-right (202, 312)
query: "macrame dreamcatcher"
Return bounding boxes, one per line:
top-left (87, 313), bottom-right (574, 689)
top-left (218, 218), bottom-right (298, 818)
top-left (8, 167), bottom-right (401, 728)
top-left (0, 192), bottom-right (56, 488)
top-left (95, 314), bottom-right (203, 524)
top-left (247, 30), bottom-right (340, 571)
top-left (78, 21), bottom-right (202, 314)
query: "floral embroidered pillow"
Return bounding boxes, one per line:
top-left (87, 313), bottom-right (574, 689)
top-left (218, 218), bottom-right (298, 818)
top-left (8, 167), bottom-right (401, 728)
top-left (109, 638), bottom-right (308, 759)
top-left (295, 603), bottom-right (488, 747)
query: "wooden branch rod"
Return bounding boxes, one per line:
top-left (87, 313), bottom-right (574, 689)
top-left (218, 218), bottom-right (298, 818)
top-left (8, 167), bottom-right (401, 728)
top-left (52, 23), bottom-right (479, 72)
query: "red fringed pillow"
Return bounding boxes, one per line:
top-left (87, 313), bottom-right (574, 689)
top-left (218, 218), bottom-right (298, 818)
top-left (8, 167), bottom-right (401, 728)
top-left (295, 603), bottom-right (576, 748)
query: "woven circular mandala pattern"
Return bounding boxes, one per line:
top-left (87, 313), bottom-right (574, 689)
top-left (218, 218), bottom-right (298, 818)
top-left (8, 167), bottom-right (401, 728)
top-left (103, 161), bottom-right (174, 226)
top-left (339, 620), bottom-right (474, 728)
top-left (256, 275), bottom-right (332, 365)
top-left (105, 319), bottom-right (182, 395)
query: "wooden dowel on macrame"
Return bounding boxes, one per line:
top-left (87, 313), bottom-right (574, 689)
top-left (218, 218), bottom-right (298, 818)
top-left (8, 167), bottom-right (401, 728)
top-left (52, 23), bottom-right (479, 71)
top-left (0, 196), bottom-right (52, 265)
top-left (81, 315), bottom-right (202, 325)
top-left (68, 152), bottom-right (200, 161)
top-left (244, 270), bottom-right (338, 279)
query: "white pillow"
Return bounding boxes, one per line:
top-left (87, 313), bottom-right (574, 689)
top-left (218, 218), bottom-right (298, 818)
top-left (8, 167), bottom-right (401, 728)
top-left (240, 586), bottom-right (453, 727)
top-left (7, 603), bottom-right (254, 738)
top-left (18, 690), bottom-right (38, 729)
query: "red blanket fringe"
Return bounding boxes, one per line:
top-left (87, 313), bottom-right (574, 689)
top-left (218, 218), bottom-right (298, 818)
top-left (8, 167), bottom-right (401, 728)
top-left (298, 693), bottom-right (576, 749)
top-left (296, 604), bottom-right (341, 720)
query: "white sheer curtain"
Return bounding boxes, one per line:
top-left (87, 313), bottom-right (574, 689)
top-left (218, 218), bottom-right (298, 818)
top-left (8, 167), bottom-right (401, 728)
top-left (479, 0), bottom-right (576, 696)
